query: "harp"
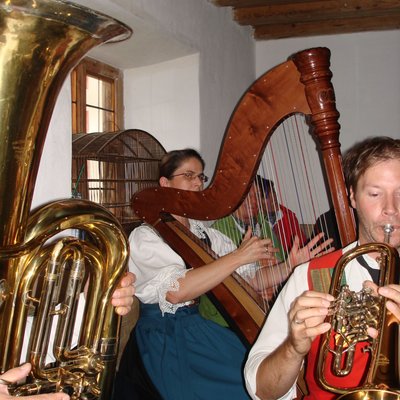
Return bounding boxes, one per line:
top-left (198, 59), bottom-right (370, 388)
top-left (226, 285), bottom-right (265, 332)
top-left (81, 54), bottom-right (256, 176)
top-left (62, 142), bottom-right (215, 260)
top-left (131, 47), bottom-right (356, 345)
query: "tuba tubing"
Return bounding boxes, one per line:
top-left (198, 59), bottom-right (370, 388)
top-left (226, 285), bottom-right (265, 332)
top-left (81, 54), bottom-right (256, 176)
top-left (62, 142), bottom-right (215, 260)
top-left (1, 200), bottom-right (129, 398)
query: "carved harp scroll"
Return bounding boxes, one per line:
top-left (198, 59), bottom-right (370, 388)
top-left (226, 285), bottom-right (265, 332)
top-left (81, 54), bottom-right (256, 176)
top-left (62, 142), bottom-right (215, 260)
top-left (132, 47), bottom-right (356, 344)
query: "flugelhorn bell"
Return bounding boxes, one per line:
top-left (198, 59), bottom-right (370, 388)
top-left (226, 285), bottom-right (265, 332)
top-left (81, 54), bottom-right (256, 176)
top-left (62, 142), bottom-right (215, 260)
top-left (317, 224), bottom-right (400, 399)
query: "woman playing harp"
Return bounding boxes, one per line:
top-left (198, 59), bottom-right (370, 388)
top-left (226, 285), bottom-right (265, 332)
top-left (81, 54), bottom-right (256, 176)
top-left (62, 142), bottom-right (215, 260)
top-left (114, 149), bottom-right (336, 400)
top-left (114, 148), bottom-right (276, 400)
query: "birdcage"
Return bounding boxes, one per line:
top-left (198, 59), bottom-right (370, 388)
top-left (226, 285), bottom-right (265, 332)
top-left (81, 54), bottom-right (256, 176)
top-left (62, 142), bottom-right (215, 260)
top-left (72, 129), bottom-right (166, 233)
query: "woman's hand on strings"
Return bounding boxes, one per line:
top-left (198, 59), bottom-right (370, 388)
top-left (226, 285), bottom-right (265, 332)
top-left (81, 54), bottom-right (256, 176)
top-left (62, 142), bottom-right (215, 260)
top-left (287, 233), bottom-right (334, 267)
top-left (236, 227), bottom-right (279, 265)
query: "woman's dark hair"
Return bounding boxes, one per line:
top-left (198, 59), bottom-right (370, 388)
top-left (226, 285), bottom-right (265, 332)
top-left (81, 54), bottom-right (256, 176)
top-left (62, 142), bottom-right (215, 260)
top-left (343, 136), bottom-right (400, 192)
top-left (159, 148), bottom-right (205, 179)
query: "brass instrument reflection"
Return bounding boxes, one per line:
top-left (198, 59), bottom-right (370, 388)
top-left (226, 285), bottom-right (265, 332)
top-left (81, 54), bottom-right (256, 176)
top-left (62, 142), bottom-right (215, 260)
top-left (0, 1), bottom-right (131, 398)
top-left (317, 224), bottom-right (400, 399)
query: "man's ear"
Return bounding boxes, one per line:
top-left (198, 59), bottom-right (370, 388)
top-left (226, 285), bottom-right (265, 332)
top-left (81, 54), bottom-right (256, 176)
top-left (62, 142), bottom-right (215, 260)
top-left (349, 186), bottom-right (356, 209)
top-left (159, 177), bottom-right (169, 188)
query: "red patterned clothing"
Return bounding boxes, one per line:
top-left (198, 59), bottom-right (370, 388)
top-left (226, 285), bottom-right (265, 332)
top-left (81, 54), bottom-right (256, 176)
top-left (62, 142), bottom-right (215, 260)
top-left (304, 250), bottom-right (371, 399)
top-left (273, 205), bottom-right (307, 253)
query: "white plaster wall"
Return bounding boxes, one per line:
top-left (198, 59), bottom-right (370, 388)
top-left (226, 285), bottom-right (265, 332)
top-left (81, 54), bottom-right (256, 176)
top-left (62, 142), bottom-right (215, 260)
top-left (32, 80), bottom-right (72, 210)
top-left (109, 0), bottom-right (255, 177)
top-left (124, 54), bottom-right (200, 152)
top-left (256, 30), bottom-right (400, 153)
top-left (33, 3), bottom-right (400, 216)
top-left (255, 30), bottom-right (400, 220)
top-left (31, 0), bottom-right (254, 208)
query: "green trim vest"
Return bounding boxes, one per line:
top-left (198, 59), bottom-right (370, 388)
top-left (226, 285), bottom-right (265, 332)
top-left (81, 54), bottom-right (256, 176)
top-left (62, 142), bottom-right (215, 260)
top-left (212, 214), bottom-right (284, 261)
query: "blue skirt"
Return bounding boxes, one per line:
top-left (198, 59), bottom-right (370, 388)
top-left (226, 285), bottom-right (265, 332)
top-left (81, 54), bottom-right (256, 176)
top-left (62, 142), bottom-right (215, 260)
top-left (135, 303), bottom-right (251, 400)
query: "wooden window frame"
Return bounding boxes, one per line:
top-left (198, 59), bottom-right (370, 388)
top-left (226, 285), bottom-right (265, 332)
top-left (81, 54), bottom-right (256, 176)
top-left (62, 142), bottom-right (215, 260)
top-left (71, 57), bottom-right (124, 133)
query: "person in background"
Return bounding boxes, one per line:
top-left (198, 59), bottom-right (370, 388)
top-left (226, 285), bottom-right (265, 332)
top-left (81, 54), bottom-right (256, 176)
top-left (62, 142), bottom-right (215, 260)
top-left (210, 181), bottom-right (333, 303)
top-left (114, 148), bottom-right (277, 400)
top-left (244, 136), bottom-right (400, 400)
top-left (254, 176), bottom-right (307, 254)
top-left (312, 207), bottom-right (342, 250)
top-left (212, 181), bottom-right (283, 258)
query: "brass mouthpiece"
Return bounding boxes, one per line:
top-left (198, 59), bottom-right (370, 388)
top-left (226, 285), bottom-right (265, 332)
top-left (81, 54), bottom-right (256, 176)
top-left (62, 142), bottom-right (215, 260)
top-left (383, 224), bottom-right (394, 244)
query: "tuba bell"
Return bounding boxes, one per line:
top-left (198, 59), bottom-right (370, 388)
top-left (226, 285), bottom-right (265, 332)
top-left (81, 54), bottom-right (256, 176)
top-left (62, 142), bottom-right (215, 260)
top-left (0, 1), bottom-right (131, 398)
top-left (317, 224), bottom-right (400, 399)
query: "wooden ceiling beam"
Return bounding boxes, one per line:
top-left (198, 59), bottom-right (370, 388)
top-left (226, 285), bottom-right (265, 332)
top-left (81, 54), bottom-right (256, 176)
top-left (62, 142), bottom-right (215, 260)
top-left (211, 0), bottom-right (322, 6)
top-left (233, 1), bottom-right (400, 26)
top-left (210, 0), bottom-right (400, 40)
top-left (253, 14), bottom-right (400, 39)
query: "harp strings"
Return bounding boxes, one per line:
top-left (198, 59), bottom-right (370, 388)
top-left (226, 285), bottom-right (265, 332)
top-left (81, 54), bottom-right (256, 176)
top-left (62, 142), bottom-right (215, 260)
top-left (265, 115), bottom-right (317, 243)
top-left (257, 116), bottom-right (310, 297)
top-left (257, 114), bottom-right (336, 294)
top-left (214, 114), bottom-right (336, 305)
top-left (216, 193), bottom-right (272, 311)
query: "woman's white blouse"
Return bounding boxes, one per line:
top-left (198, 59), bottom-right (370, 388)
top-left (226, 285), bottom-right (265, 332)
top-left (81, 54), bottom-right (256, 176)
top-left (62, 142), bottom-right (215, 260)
top-left (128, 220), bottom-right (237, 314)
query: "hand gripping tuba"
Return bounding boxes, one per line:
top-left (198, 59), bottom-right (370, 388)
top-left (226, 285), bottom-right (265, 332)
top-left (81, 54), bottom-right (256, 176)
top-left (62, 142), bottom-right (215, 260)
top-left (0, 1), bottom-right (131, 398)
top-left (317, 226), bottom-right (400, 399)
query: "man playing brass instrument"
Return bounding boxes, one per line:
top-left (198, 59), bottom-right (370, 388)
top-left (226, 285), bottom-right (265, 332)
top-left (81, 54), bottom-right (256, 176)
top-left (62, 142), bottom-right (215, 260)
top-left (244, 136), bottom-right (400, 399)
top-left (0, 272), bottom-right (136, 400)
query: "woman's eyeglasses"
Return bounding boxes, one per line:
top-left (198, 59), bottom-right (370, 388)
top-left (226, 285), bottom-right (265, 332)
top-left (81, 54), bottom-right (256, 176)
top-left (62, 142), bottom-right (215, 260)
top-left (170, 172), bottom-right (209, 183)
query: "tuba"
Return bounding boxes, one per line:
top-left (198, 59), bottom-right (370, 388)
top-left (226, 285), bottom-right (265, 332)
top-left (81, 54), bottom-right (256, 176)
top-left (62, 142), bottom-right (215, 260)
top-left (0, 1), bottom-right (131, 398)
top-left (317, 224), bottom-right (400, 399)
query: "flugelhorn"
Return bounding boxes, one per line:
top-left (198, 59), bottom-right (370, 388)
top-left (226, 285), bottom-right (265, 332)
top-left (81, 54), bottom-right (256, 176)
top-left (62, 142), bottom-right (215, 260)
top-left (317, 224), bottom-right (400, 399)
top-left (0, 1), bottom-right (131, 398)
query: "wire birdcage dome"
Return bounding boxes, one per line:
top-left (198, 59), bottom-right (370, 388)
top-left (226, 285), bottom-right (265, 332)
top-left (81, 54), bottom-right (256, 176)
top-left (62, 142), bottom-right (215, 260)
top-left (72, 129), bottom-right (166, 233)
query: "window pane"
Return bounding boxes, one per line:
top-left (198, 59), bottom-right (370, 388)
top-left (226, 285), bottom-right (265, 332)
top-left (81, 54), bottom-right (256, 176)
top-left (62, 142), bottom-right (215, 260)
top-left (86, 106), bottom-right (100, 133)
top-left (86, 107), bottom-right (116, 132)
top-left (71, 58), bottom-right (122, 134)
top-left (86, 76), bottom-right (99, 107)
top-left (104, 110), bottom-right (116, 131)
top-left (87, 160), bottom-right (100, 203)
top-left (99, 79), bottom-right (113, 109)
